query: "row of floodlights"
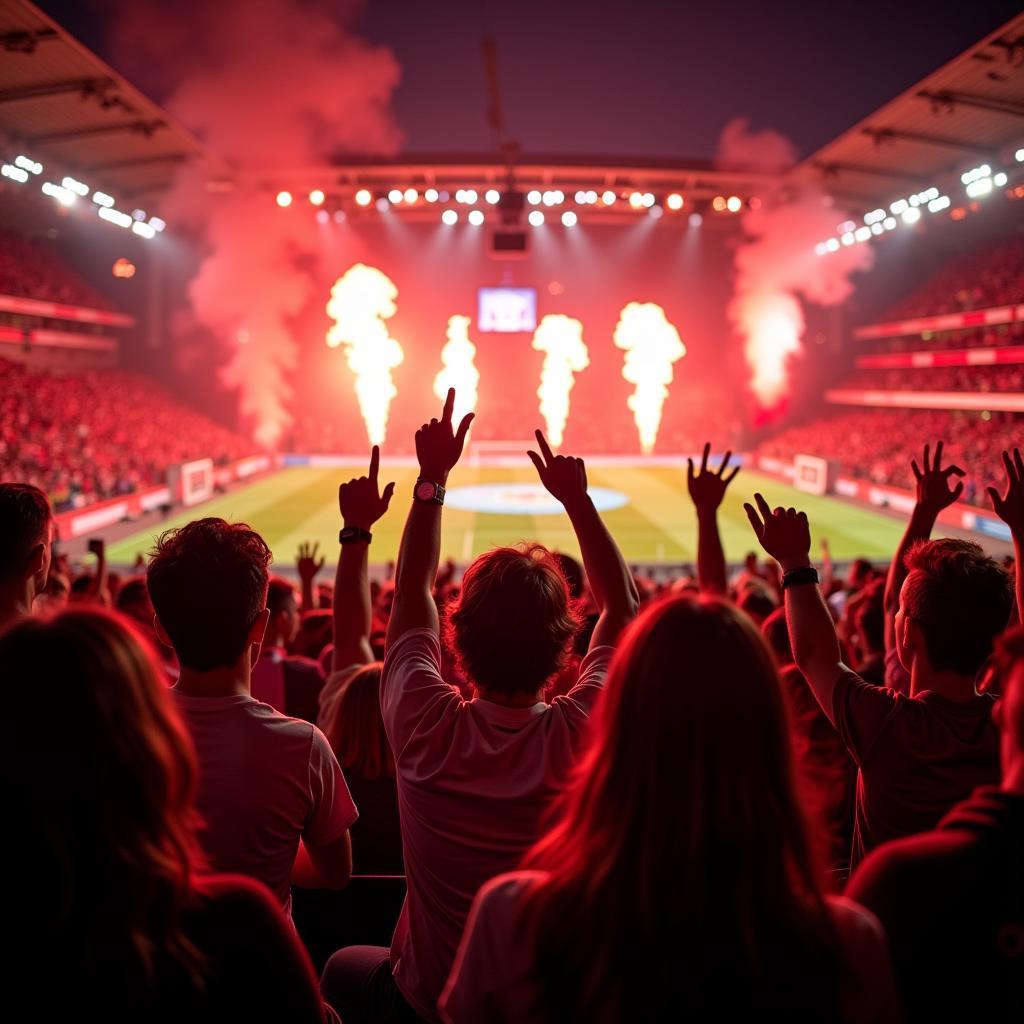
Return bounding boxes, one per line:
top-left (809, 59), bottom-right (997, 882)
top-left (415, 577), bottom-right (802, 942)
top-left (815, 151), bottom-right (1022, 256)
top-left (1, 154), bottom-right (166, 237)
top-left (275, 186), bottom-right (743, 215)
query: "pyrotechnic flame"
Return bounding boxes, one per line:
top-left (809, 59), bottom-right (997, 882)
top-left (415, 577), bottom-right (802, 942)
top-left (734, 292), bottom-right (802, 406)
top-left (326, 263), bottom-right (404, 446)
top-left (613, 302), bottom-right (685, 454)
top-left (531, 314), bottom-right (589, 447)
top-left (433, 315), bottom-right (479, 422)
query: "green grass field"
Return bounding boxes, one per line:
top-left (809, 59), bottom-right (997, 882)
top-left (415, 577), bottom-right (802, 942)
top-left (106, 464), bottom-right (910, 569)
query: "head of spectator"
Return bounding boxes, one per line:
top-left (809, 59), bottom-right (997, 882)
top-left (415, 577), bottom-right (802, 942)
top-left (853, 590), bottom-right (885, 662)
top-left (116, 577), bottom-right (155, 627)
top-left (2, 608), bottom-right (204, 993)
top-left (264, 576), bottom-right (300, 649)
top-left (993, 628), bottom-right (1024, 792)
top-left (69, 574), bottom-right (97, 603)
top-left (147, 518), bottom-right (271, 692)
top-left (445, 542), bottom-right (579, 704)
top-left (737, 583), bottom-right (777, 626)
top-left (895, 539), bottom-right (1013, 692)
top-left (520, 593), bottom-right (840, 1020)
top-left (0, 482), bottom-right (52, 628)
top-left (762, 606), bottom-right (793, 666)
top-left (322, 662), bottom-right (393, 781)
top-left (292, 609), bottom-right (333, 661)
top-left (846, 558), bottom-right (874, 592)
top-left (552, 552), bottom-right (585, 600)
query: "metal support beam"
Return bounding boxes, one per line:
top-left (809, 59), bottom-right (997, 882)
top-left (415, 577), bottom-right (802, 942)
top-left (863, 126), bottom-right (994, 157)
top-left (27, 120), bottom-right (165, 145)
top-left (84, 153), bottom-right (188, 171)
top-left (1, 28), bottom-right (57, 53)
top-left (0, 77), bottom-right (115, 105)
top-left (814, 160), bottom-right (927, 185)
top-left (918, 90), bottom-right (1024, 119)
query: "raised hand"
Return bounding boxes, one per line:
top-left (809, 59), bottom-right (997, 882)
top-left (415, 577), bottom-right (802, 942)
top-left (339, 445), bottom-right (396, 530)
top-left (296, 541), bottom-right (325, 583)
top-left (743, 492), bottom-right (812, 572)
top-left (415, 387), bottom-right (474, 483)
top-left (911, 441), bottom-right (965, 516)
top-left (528, 429), bottom-right (588, 509)
top-left (988, 447), bottom-right (1024, 537)
top-left (687, 443), bottom-right (740, 514)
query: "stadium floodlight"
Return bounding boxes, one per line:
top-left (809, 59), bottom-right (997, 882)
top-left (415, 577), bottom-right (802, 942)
top-left (62, 176), bottom-right (89, 197)
top-left (841, 232), bottom-right (855, 246)
top-left (994, 172), bottom-right (1008, 187)
top-left (574, 190), bottom-right (588, 204)
top-left (889, 199), bottom-right (909, 215)
top-left (354, 188), bottom-right (372, 206)
top-left (1, 164), bottom-right (29, 183)
top-left (375, 197), bottom-right (389, 212)
top-left (388, 188), bottom-right (404, 203)
top-left (441, 209), bottom-right (458, 225)
top-left (882, 217), bottom-right (897, 231)
top-left (825, 237), bottom-right (840, 252)
top-left (468, 209), bottom-right (484, 226)
top-left (131, 221), bottom-right (156, 239)
top-left (641, 192), bottom-right (656, 208)
top-left (41, 181), bottom-right (76, 206)
top-left (864, 208), bottom-right (886, 225)
top-left (463, 189), bottom-right (478, 204)
top-left (901, 207), bottom-right (921, 224)
top-left (1016, 148), bottom-right (1024, 163)
top-left (561, 210), bottom-right (578, 226)
top-left (309, 189), bottom-right (325, 205)
top-left (527, 189), bottom-right (542, 205)
top-left (316, 209), bottom-right (329, 224)
top-left (275, 190), bottom-right (292, 207)
top-left (485, 189), bottom-right (500, 204)
top-left (666, 193), bottom-right (684, 210)
top-left (712, 196), bottom-right (727, 212)
top-left (814, 242), bottom-right (828, 256)
top-left (838, 220), bottom-right (856, 233)
top-left (961, 164), bottom-right (991, 185)
top-left (149, 217), bottom-right (166, 232)
top-left (927, 195), bottom-right (951, 213)
top-left (15, 155), bottom-right (42, 175)
top-left (425, 188), bottom-right (439, 203)
top-left (965, 178), bottom-right (993, 199)
top-left (602, 190), bottom-right (616, 205)
top-left (132, 209), bottom-right (147, 221)
top-left (689, 212), bottom-right (703, 227)
top-left (404, 188), bottom-right (418, 203)
top-left (92, 191), bottom-right (115, 207)
top-left (528, 210), bottom-right (545, 226)
top-left (726, 195), bottom-right (742, 213)
top-left (98, 207), bottom-right (133, 228)
top-left (854, 226), bottom-right (871, 242)
top-left (648, 205), bottom-right (663, 219)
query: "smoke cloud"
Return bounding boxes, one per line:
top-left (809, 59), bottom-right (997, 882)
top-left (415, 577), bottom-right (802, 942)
top-left (108, 0), bottom-right (401, 446)
top-left (718, 118), bottom-right (873, 411)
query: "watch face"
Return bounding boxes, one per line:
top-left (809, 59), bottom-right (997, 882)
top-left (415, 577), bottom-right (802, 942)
top-left (415, 481), bottom-right (436, 501)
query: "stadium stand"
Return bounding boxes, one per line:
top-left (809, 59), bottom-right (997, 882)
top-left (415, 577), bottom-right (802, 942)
top-left (0, 228), bottom-right (113, 310)
top-left (0, 358), bottom-right (254, 511)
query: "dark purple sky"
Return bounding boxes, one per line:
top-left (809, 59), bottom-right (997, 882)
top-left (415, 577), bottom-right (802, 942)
top-left (45, 0), bottom-right (1024, 160)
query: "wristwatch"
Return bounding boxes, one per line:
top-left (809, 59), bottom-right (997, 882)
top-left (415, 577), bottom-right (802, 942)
top-left (414, 479), bottom-right (446, 505)
top-left (781, 566), bottom-right (819, 590)
top-left (339, 526), bottom-right (372, 545)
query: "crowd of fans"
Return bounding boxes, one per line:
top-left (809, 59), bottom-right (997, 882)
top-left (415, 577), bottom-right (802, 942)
top-left (3, 384), bottom-right (1021, 1021)
top-left (0, 229), bottom-right (114, 310)
top-left (862, 321), bottom-right (1024, 355)
top-left (0, 358), bottom-right (254, 510)
top-left (840, 363), bottom-right (1024, 393)
top-left (885, 235), bottom-right (1024, 320)
top-left (758, 408), bottom-right (1020, 508)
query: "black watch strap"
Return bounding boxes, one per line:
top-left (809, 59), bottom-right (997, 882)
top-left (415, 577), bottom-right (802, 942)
top-left (781, 566), bottom-right (819, 590)
top-left (339, 526), bottom-right (372, 545)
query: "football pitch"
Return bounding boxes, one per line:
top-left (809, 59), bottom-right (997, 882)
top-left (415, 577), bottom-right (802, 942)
top-left (106, 463), bottom-right (912, 570)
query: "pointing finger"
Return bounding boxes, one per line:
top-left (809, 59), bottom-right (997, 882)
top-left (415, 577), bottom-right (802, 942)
top-left (455, 412), bottom-right (475, 444)
top-left (442, 387), bottom-right (455, 423)
top-left (700, 442), bottom-right (710, 474)
top-left (754, 492), bottom-right (772, 520)
top-left (717, 451), bottom-right (733, 477)
top-left (369, 444), bottom-right (380, 481)
top-left (535, 429), bottom-right (554, 464)
top-left (743, 502), bottom-right (765, 540)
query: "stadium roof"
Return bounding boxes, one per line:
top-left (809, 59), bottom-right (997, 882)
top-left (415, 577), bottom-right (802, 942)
top-left (0, 0), bottom-right (206, 203)
top-left (792, 12), bottom-right (1024, 206)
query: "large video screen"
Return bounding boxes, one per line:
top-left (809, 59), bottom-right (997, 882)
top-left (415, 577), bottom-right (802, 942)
top-left (478, 287), bottom-right (537, 333)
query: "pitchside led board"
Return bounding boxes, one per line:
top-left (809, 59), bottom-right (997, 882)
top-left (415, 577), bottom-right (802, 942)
top-left (477, 287), bottom-right (537, 333)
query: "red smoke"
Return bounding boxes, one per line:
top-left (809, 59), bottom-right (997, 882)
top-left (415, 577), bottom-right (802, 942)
top-left (718, 119), bottom-right (873, 411)
top-left (108, 0), bottom-right (402, 446)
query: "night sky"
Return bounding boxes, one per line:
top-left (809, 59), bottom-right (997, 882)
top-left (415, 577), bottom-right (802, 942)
top-left (41, 0), bottom-right (1024, 161)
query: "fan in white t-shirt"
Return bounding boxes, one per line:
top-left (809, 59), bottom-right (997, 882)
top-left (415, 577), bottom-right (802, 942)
top-left (147, 517), bottom-right (357, 915)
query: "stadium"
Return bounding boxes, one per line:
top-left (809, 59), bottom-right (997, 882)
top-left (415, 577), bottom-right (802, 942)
top-left (1, 0), bottom-right (1023, 1019)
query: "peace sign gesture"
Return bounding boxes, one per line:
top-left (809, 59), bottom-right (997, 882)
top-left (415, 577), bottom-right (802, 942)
top-left (687, 443), bottom-right (740, 514)
top-left (415, 387), bottom-right (475, 482)
top-left (339, 445), bottom-right (396, 531)
top-left (528, 429), bottom-right (588, 509)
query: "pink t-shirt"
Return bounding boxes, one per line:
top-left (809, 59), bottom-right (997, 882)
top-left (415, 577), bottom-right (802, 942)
top-left (440, 873), bottom-right (901, 1024)
top-left (172, 691), bottom-right (358, 915)
top-left (381, 628), bottom-right (612, 1021)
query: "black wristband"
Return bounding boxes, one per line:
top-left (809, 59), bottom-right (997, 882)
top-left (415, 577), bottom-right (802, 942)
top-left (782, 566), bottom-right (819, 590)
top-left (339, 526), bottom-right (372, 545)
